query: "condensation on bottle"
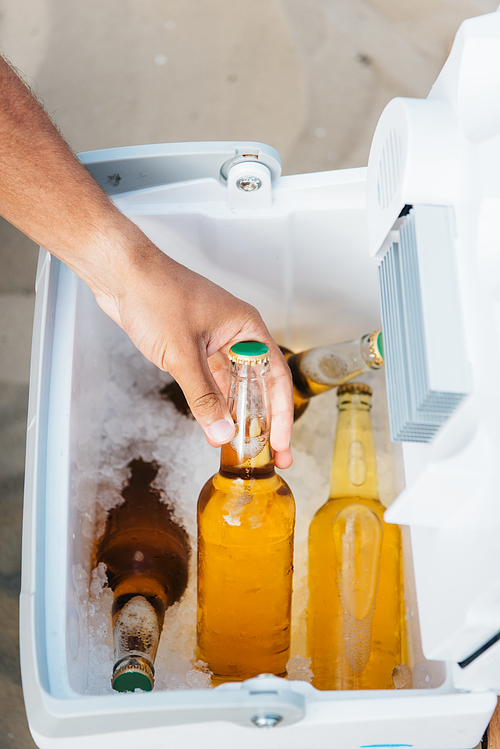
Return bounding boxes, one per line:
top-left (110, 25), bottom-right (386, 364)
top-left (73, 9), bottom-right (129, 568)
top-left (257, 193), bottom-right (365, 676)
top-left (94, 458), bottom-right (190, 692)
top-left (307, 382), bottom-right (405, 690)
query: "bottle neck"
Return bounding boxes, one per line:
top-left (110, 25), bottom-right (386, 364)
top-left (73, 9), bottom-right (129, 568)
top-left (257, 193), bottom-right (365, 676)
top-left (329, 394), bottom-right (379, 500)
top-left (112, 595), bottom-right (159, 691)
top-left (220, 357), bottom-right (274, 478)
top-left (285, 331), bottom-right (383, 400)
top-left (360, 331), bottom-right (384, 369)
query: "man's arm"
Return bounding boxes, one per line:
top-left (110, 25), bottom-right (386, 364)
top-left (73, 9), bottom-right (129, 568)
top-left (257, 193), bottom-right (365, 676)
top-left (0, 57), bottom-right (293, 467)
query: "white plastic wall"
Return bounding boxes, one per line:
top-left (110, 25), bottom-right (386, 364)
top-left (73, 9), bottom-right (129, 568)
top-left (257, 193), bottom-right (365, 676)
top-left (366, 9), bottom-right (500, 688)
top-left (21, 160), bottom-right (496, 748)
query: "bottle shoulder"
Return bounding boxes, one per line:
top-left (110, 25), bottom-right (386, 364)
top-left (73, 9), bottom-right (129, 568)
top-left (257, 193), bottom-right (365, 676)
top-left (97, 498), bottom-right (189, 548)
top-left (311, 495), bottom-right (390, 524)
top-left (197, 470), bottom-right (295, 541)
top-left (199, 470), bottom-right (294, 501)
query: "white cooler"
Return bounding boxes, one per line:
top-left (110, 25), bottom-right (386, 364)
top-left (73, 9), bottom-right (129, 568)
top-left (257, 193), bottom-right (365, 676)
top-left (20, 8), bottom-right (500, 748)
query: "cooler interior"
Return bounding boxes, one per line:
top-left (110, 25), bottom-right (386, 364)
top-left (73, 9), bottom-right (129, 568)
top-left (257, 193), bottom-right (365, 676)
top-left (21, 161), bottom-right (495, 749)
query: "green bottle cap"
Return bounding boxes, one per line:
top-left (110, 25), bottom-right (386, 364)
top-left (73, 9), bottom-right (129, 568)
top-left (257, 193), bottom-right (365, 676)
top-left (112, 656), bottom-right (154, 692)
top-left (377, 331), bottom-right (384, 361)
top-left (368, 330), bottom-right (384, 367)
top-left (229, 341), bottom-right (270, 360)
top-left (112, 669), bottom-right (153, 693)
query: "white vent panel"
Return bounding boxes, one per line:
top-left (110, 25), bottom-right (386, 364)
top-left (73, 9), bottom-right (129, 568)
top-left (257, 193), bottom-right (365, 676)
top-left (378, 205), bottom-right (469, 442)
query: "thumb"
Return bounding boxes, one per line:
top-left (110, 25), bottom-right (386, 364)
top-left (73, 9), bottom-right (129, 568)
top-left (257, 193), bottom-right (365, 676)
top-left (172, 353), bottom-right (235, 447)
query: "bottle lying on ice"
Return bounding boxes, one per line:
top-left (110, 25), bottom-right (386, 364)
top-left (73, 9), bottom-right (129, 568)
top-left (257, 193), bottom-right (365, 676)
top-left (307, 383), bottom-right (404, 690)
top-left (281, 330), bottom-right (384, 420)
top-left (197, 341), bottom-right (296, 685)
top-left (94, 458), bottom-right (190, 692)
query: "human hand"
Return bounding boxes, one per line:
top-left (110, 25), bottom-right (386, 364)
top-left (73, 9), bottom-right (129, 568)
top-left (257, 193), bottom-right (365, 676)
top-left (93, 227), bottom-right (293, 469)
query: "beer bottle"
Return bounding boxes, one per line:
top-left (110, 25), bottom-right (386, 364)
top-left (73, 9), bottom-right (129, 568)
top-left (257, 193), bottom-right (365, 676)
top-left (197, 341), bottom-right (295, 685)
top-left (95, 458), bottom-right (190, 692)
top-left (307, 383), bottom-right (403, 689)
top-left (281, 330), bottom-right (384, 420)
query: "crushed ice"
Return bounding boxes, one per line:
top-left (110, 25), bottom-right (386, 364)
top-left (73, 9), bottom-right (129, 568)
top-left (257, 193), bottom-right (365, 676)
top-left (75, 330), bottom-right (424, 693)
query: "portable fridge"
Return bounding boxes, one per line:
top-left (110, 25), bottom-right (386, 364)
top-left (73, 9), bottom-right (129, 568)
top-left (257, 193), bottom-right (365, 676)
top-left (20, 7), bottom-right (500, 748)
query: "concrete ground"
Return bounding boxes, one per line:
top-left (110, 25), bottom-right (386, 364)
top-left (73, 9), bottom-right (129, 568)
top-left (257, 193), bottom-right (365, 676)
top-left (0, 0), bottom-right (497, 746)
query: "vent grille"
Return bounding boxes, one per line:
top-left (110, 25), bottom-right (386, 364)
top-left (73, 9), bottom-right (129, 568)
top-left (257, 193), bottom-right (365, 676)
top-left (378, 205), bottom-right (469, 442)
top-left (376, 129), bottom-right (402, 210)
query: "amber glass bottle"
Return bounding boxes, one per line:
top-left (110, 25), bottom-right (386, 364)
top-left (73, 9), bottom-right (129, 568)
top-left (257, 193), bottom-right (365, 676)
top-left (95, 458), bottom-right (190, 692)
top-left (197, 341), bottom-right (295, 685)
top-left (281, 330), bottom-right (384, 419)
top-left (307, 383), bottom-right (403, 690)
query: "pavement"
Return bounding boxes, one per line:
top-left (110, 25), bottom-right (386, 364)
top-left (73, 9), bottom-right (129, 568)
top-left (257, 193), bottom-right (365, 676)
top-left (0, 0), bottom-right (497, 746)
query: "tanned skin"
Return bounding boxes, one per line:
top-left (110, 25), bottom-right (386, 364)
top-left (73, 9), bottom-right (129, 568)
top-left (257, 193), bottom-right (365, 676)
top-left (0, 57), bottom-right (293, 467)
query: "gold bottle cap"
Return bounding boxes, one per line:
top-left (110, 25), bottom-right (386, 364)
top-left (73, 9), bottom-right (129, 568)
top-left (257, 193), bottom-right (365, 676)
top-left (337, 382), bottom-right (373, 397)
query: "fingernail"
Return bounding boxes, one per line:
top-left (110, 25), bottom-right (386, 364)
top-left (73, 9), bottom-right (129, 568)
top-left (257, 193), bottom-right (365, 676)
top-left (206, 419), bottom-right (234, 444)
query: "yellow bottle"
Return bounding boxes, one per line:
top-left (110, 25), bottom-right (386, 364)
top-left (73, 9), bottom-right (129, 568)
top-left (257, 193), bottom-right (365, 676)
top-left (197, 341), bottom-right (295, 685)
top-left (281, 330), bottom-right (384, 420)
top-left (307, 383), bottom-right (403, 690)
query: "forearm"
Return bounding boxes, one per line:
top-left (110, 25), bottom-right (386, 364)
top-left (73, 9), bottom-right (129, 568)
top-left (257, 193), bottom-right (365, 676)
top-left (0, 55), bottom-right (142, 300)
top-left (0, 55), bottom-right (294, 463)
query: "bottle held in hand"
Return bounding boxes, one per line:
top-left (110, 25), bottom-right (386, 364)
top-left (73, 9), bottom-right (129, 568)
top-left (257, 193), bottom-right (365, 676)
top-left (197, 341), bottom-right (295, 685)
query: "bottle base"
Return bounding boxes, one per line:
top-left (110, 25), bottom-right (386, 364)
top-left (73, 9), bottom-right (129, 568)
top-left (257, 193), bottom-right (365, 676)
top-left (211, 670), bottom-right (287, 687)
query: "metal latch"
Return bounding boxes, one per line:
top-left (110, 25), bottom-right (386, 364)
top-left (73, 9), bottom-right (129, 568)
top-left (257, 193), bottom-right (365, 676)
top-left (226, 160), bottom-right (273, 211)
top-left (215, 674), bottom-right (306, 728)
